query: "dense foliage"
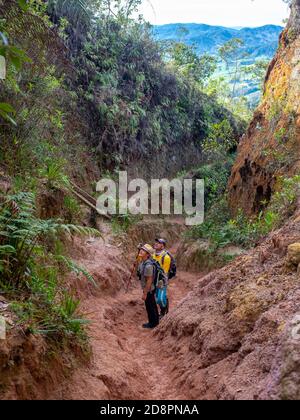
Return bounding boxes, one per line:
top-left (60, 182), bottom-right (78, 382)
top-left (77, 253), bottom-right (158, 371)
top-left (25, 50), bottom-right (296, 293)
top-left (189, 175), bottom-right (300, 256)
top-left (0, 192), bottom-right (99, 340)
top-left (69, 11), bottom-right (243, 173)
top-left (1, 0), bottom-right (244, 178)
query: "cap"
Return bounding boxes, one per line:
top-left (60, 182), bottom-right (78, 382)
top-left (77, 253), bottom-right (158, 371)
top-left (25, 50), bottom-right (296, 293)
top-left (155, 238), bottom-right (167, 246)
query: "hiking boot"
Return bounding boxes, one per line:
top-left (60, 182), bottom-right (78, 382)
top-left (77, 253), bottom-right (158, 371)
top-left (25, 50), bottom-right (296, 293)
top-left (159, 311), bottom-right (167, 320)
top-left (160, 306), bottom-right (168, 318)
top-left (142, 323), bottom-right (158, 329)
top-left (159, 299), bottom-right (170, 318)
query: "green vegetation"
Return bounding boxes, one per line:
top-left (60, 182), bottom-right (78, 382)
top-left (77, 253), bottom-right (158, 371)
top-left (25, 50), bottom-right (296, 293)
top-left (157, 27), bottom-right (273, 121)
top-left (1, 0), bottom-right (243, 176)
top-left (166, 41), bottom-right (217, 87)
top-left (189, 204), bottom-right (272, 251)
top-left (72, 11), bottom-right (242, 172)
top-left (184, 157), bottom-right (235, 211)
top-left (156, 22), bottom-right (278, 109)
top-left (111, 212), bottom-right (142, 233)
top-left (163, 36), bottom-right (260, 121)
top-left (189, 175), bottom-right (300, 254)
top-left (0, 192), bottom-right (99, 342)
top-left (202, 119), bottom-right (236, 161)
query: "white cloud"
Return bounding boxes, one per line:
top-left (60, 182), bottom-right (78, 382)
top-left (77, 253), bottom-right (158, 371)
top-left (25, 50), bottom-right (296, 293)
top-left (140, 0), bottom-right (290, 27)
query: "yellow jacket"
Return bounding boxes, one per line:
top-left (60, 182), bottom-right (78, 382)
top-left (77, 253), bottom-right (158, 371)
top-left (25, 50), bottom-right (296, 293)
top-left (152, 251), bottom-right (171, 274)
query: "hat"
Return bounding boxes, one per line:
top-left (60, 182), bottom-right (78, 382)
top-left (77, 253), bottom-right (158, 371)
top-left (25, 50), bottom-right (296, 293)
top-left (155, 238), bottom-right (167, 246)
top-left (140, 244), bottom-right (154, 255)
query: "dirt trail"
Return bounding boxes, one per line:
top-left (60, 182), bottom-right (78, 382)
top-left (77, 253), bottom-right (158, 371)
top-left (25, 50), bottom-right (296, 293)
top-left (51, 231), bottom-right (201, 400)
top-left (106, 271), bottom-right (197, 400)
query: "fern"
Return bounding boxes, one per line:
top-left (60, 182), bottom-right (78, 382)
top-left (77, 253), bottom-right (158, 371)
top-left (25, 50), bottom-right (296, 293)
top-left (0, 190), bottom-right (99, 341)
top-left (0, 192), bottom-right (101, 288)
top-left (56, 255), bottom-right (97, 287)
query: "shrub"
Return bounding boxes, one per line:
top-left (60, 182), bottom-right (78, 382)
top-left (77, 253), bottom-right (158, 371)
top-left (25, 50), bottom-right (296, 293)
top-left (189, 175), bottom-right (300, 253)
top-left (63, 195), bottom-right (83, 223)
top-left (0, 191), bottom-right (99, 341)
top-left (191, 156), bottom-right (235, 210)
top-left (188, 206), bottom-right (263, 250)
top-left (202, 119), bottom-right (237, 161)
top-left (267, 175), bottom-right (300, 226)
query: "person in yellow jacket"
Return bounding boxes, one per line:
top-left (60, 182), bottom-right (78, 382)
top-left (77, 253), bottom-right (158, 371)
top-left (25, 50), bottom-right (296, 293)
top-left (153, 238), bottom-right (171, 318)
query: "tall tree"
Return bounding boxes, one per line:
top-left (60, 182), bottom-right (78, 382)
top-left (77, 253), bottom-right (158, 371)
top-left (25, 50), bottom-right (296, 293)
top-left (218, 38), bottom-right (247, 98)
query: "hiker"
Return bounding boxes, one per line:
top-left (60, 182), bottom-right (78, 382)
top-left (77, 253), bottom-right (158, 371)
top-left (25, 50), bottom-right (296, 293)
top-left (153, 238), bottom-right (176, 318)
top-left (137, 244), bottom-right (160, 329)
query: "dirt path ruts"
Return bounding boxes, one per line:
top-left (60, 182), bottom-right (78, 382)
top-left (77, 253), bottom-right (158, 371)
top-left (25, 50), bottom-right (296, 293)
top-left (109, 271), bottom-right (196, 400)
top-left (51, 269), bottom-right (199, 400)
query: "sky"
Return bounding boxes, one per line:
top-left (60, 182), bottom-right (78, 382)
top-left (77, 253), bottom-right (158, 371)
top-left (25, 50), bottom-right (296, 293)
top-left (140, 0), bottom-right (290, 27)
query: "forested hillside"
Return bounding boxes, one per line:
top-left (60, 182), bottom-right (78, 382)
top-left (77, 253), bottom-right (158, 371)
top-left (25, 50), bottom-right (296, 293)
top-left (1, 0), bottom-right (243, 181)
top-left (155, 23), bottom-right (284, 105)
top-left (154, 23), bottom-right (282, 58)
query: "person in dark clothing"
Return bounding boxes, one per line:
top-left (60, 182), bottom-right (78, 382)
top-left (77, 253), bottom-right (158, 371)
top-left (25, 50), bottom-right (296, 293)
top-left (137, 244), bottom-right (159, 329)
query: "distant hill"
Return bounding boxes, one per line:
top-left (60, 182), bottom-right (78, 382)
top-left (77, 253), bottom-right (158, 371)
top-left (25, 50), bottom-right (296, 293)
top-left (153, 23), bottom-right (283, 59)
top-left (154, 23), bottom-right (283, 104)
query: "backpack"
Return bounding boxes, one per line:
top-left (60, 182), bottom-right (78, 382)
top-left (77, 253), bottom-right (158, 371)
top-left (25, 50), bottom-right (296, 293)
top-left (143, 259), bottom-right (167, 289)
top-left (162, 251), bottom-right (177, 280)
